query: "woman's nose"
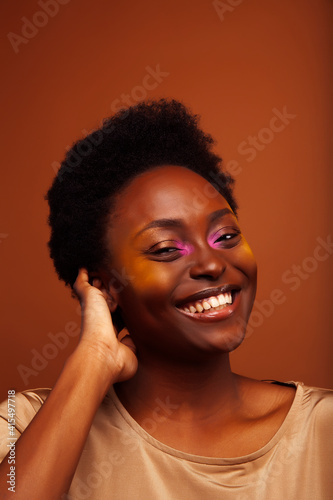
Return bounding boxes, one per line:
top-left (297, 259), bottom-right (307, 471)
top-left (189, 246), bottom-right (226, 281)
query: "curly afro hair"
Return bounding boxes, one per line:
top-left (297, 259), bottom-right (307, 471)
top-left (46, 99), bottom-right (237, 289)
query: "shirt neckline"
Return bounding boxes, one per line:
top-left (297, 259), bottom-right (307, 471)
top-left (106, 381), bottom-right (305, 465)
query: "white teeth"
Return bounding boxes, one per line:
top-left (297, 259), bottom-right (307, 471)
top-left (195, 302), bottom-right (204, 313)
top-left (218, 294), bottom-right (226, 305)
top-left (209, 297), bottom-right (219, 308)
top-left (180, 291), bottom-right (235, 314)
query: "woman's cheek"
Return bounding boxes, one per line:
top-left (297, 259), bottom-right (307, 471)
top-left (233, 241), bottom-right (257, 277)
top-left (243, 244), bottom-right (257, 280)
top-left (121, 259), bottom-right (163, 291)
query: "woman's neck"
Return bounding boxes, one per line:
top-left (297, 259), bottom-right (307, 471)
top-left (114, 352), bottom-right (242, 424)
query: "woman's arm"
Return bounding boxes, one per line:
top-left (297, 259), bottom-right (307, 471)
top-left (0, 269), bottom-right (138, 499)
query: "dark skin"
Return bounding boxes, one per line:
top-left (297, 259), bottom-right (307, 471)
top-left (0, 165), bottom-right (296, 499)
top-left (95, 165), bottom-right (296, 458)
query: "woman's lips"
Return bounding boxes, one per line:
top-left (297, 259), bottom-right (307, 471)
top-left (175, 290), bottom-right (240, 322)
top-left (175, 285), bottom-right (240, 308)
top-left (179, 291), bottom-right (233, 313)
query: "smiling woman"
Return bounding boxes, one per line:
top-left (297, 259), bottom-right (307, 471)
top-left (104, 165), bottom-right (257, 359)
top-left (0, 100), bottom-right (332, 499)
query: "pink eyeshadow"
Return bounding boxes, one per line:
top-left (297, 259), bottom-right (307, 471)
top-left (177, 241), bottom-right (194, 256)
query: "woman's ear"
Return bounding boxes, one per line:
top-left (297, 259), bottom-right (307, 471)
top-left (88, 270), bottom-right (119, 313)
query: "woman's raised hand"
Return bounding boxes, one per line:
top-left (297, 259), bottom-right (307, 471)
top-left (0, 269), bottom-right (138, 499)
top-left (73, 268), bottom-right (138, 384)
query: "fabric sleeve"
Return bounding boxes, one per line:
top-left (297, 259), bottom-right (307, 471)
top-left (0, 389), bottom-right (51, 463)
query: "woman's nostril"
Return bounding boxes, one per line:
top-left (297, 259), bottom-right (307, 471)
top-left (189, 252), bottom-right (226, 280)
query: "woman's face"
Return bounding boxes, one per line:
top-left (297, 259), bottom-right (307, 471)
top-left (104, 165), bottom-right (257, 362)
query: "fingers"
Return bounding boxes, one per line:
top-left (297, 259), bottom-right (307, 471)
top-left (120, 334), bottom-right (137, 355)
top-left (72, 270), bottom-right (138, 379)
top-left (117, 328), bottom-right (129, 341)
top-left (73, 268), bottom-right (90, 299)
top-left (73, 268), bottom-right (104, 302)
top-left (74, 268), bottom-right (115, 332)
top-left (118, 329), bottom-right (137, 355)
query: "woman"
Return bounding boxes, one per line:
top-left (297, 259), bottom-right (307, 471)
top-left (0, 99), bottom-right (332, 499)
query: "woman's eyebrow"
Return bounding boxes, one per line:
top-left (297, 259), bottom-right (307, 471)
top-left (209, 208), bottom-right (235, 224)
top-left (134, 218), bottom-right (183, 239)
top-left (134, 209), bottom-right (235, 240)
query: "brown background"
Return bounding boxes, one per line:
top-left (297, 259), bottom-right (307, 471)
top-left (0, 0), bottom-right (332, 401)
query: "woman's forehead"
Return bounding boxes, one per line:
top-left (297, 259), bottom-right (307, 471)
top-left (114, 165), bottom-right (226, 218)
top-left (107, 165), bottom-right (231, 243)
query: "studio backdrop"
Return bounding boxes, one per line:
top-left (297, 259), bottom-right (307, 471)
top-left (0, 0), bottom-right (332, 400)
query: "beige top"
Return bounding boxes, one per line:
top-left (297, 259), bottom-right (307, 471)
top-left (0, 382), bottom-right (332, 499)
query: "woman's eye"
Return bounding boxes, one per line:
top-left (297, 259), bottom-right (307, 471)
top-left (152, 247), bottom-right (179, 255)
top-left (215, 234), bottom-right (234, 242)
top-left (146, 241), bottom-right (183, 261)
top-left (212, 229), bottom-right (241, 248)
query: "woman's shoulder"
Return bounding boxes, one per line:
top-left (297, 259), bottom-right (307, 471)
top-left (0, 388), bottom-right (51, 464)
top-left (0, 388), bottom-right (51, 432)
top-left (269, 380), bottom-right (333, 418)
top-left (298, 382), bottom-right (333, 432)
top-left (237, 376), bottom-right (333, 429)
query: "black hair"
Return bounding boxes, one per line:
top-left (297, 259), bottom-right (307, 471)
top-left (46, 98), bottom-right (237, 288)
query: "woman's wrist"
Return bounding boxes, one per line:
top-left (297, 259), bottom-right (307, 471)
top-left (68, 340), bottom-right (123, 397)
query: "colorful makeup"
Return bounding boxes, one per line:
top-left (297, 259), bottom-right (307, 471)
top-left (177, 241), bottom-right (194, 256)
top-left (208, 227), bottom-right (241, 249)
top-left (145, 239), bottom-right (194, 261)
